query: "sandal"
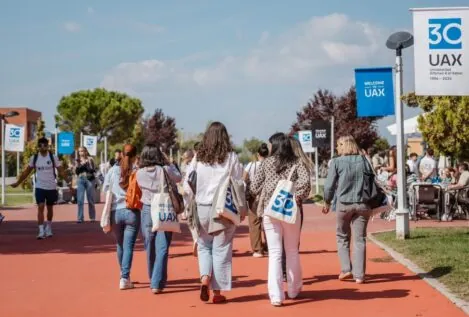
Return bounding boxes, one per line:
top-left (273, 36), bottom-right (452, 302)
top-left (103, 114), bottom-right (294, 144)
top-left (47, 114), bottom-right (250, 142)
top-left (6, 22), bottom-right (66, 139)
top-left (338, 272), bottom-right (353, 281)
top-left (213, 295), bottom-right (226, 304)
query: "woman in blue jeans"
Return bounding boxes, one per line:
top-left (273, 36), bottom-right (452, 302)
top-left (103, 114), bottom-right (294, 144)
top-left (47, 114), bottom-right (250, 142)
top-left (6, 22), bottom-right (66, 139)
top-left (136, 143), bottom-right (182, 294)
top-left (104, 144), bottom-right (140, 290)
top-left (75, 147), bottom-right (97, 223)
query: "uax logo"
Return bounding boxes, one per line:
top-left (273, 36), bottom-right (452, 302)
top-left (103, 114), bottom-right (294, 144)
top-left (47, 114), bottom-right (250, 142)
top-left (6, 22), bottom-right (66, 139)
top-left (86, 138), bottom-right (94, 147)
top-left (429, 18), bottom-right (462, 50)
top-left (9, 128), bottom-right (21, 138)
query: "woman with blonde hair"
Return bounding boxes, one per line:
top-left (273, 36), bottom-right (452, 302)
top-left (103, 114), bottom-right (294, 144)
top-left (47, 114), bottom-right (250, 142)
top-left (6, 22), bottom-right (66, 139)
top-left (75, 146), bottom-right (97, 223)
top-left (323, 135), bottom-right (372, 284)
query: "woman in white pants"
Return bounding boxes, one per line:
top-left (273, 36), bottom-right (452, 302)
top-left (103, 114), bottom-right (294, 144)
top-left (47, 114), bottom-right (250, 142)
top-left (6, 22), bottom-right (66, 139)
top-left (248, 132), bottom-right (311, 307)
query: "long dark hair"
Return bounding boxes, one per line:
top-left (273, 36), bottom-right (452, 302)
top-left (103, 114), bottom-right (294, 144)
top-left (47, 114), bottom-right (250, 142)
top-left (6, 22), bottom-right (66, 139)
top-left (139, 143), bottom-right (165, 168)
top-left (258, 143), bottom-right (269, 158)
top-left (269, 133), bottom-right (296, 173)
top-left (197, 122), bottom-right (232, 165)
top-left (120, 144), bottom-right (137, 189)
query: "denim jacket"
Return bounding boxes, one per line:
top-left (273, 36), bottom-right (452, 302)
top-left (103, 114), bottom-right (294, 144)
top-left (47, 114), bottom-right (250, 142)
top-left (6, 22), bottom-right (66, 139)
top-left (324, 155), bottom-right (372, 204)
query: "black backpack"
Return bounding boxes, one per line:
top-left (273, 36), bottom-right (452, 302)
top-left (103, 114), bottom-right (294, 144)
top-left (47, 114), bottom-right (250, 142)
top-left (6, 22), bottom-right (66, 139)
top-left (33, 151), bottom-right (57, 180)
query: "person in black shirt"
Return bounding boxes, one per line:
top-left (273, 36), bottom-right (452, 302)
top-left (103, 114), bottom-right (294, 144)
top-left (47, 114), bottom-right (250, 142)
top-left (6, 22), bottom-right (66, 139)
top-left (75, 147), bottom-right (97, 223)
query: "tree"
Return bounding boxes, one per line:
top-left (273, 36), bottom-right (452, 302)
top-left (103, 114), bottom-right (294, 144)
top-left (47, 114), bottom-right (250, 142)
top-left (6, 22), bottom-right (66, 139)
top-left (55, 88), bottom-right (144, 144)
top-left (373, 137), bottom-right (390, 153)
top-left (129, 119), bottom-right (145, 153)
top-left (243, 137), bottom-right (264, 156)
top-left (144, 109), bottom-right (178, 153)
top-left (292, 87), bottom-right (381, 161)
top-left (402, 93), bottom-right (469, 159)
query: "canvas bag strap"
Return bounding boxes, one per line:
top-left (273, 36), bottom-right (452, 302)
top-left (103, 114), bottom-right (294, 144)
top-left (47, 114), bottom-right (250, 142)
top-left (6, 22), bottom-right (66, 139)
top-left (159, 166), bottom-right (165, 194)
top-left (287, 164), bottom-right (297, 181)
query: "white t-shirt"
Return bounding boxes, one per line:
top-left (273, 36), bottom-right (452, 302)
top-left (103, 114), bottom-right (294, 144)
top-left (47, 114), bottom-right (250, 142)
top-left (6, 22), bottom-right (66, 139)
top-left (407, 159), bottom-right (417, 173)
top-left (245, 161), bottom-right (261, 181)
top-left (419, 156), bottom-right (436, 180)
top-left (29, 153), bottom-right (61, 190)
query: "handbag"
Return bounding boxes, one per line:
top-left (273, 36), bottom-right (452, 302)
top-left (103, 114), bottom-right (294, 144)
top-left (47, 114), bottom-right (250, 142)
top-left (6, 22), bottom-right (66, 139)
top-left (212, 154), bottom-right (243, 225)
top-left (100, 172), bottom-right (114, 233)
top-left (361, 156), bottom-right (386, 209)
top-left (264, 165), bottom-right (298, 224)
top-left (163, 168), bottom-right (185, 215)
top-left (150, 171), bottom-right (181, 233)
top-left (126, 171), bottom-right (143, 210)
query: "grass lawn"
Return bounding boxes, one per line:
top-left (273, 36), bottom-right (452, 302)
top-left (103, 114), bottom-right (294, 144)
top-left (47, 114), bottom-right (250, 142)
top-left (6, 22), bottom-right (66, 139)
top-left (373, 228), bottom-right (469, 302)
top-left (0, 186), bottom-right (34, 207)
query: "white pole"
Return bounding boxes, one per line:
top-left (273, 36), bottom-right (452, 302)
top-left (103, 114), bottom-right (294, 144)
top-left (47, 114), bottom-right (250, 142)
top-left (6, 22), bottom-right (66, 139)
top-left (55, 127), bottom-right (58, 156)
top-left (394, 51), bottom-right (410, 240)
top-left (104, 136), bottom-right (108, 164)
top-left (17, 151), bottom-right (20, 177)
top-left (315, 148), bottom-right (319, 194)
top-left (80, 132), bottom-right (83, 147)
top-left (330, 116), bottom-right (335, 159)
top-left (1, 118), bottom-right (5, 205)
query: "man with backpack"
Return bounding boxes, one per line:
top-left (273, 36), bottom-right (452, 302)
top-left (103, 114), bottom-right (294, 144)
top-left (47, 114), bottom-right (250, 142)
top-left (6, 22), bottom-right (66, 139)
top-left (11, 137), bottom-right (68, 239)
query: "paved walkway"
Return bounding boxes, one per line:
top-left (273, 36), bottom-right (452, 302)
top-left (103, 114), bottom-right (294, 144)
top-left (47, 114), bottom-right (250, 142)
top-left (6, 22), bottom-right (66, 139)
top-left (1, 203), bottom-right (468, 317)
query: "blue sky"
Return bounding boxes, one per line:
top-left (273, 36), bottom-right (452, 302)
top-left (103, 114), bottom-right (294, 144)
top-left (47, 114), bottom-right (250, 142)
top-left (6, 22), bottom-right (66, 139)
top-left (1, 0), bottom-right (467, 144)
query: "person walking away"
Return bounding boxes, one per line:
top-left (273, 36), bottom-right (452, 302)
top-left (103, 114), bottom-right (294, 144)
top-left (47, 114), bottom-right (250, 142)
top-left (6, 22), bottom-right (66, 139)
top-left (243, 143), bottom-right (269, 258)
top-left (248, 133), bottom-right (310, 307)
top-left (103, 144), bottom-right (140, 290)
top-left (323, 135), bottom-right (373, 284)
top-left (136, 143), bottom-right (182, 294)
top-left (11, 137), bottom-right (68, 239)
top-left (75, 147), bottom-right (97, 223)
top-left (183, 122), bottom-right (243, 304)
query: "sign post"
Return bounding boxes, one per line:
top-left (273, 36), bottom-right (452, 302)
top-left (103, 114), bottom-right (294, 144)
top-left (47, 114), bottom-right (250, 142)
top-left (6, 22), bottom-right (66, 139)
top-left (355, 67), bottom-right (395, 117)
top-left (58, 132), bottom-right (75, 155)
top-left (83, 135), bottom-right (98, 156)
top-left (412, 7), bottom-right (469, 95)
top-left (3, 124), bottom-right (25, 205)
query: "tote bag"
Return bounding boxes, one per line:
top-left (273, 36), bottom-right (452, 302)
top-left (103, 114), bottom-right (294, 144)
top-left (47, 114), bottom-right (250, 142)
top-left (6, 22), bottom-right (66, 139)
top-left (100, 173), bottom-right (114, 233)
top-left (264, 165), bottom-right (298, 224)
top-left (150, 172), bottom-right (181, 233)
top-left (212, 154), bottom-right (241, 225)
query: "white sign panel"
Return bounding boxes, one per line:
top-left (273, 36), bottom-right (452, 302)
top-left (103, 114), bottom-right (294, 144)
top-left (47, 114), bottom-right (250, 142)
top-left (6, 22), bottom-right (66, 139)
top-left (4, 124), bottom-right (25, 152)
top-left (298, 130), bottom-right (315, 153)
top-left (412, 7), bottom-right (469, 95)
top-left (83, 135), bottom-right (98, 156)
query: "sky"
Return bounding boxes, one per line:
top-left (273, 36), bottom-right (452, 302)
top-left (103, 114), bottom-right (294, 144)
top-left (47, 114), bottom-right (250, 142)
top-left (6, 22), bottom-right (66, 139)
top-left (1, 0), bottom-right (467, 144)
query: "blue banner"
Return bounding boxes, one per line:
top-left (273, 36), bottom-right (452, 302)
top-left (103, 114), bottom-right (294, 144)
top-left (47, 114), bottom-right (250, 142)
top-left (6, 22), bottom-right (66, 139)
top-left (355, 67), bottom-right (395, 117)
top-left (58, 132), bottom-right (75, 155)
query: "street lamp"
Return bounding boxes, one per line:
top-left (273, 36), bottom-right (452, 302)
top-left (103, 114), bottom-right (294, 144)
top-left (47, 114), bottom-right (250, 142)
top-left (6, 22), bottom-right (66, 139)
top-left (386, 31), bottom-right (414, 240)
top-left (1, 111), bottom-right (20, 205)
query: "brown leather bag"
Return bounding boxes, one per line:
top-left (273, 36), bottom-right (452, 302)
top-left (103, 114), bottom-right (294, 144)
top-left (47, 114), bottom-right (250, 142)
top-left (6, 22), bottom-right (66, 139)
top-left (164, 168), bottom-right (185, 215)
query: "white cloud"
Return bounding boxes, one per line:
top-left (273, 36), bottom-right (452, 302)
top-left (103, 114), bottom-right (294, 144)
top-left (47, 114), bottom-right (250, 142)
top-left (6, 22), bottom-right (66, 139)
top-left (87, 7), bottom-right (95, 15)
top-left (100, 13), bottom-right (396, 142)
top-left (64, 21), bottom-right (81, 32)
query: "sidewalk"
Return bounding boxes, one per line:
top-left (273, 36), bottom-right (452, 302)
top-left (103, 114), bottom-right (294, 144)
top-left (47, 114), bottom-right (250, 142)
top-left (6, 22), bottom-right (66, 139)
top-left (0, 203), bottom-right (467, 317)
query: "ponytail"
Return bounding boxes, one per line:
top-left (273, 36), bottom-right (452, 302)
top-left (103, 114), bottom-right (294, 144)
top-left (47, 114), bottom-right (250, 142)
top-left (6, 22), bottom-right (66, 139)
top-left (120, 144), bottom-right (137, 189)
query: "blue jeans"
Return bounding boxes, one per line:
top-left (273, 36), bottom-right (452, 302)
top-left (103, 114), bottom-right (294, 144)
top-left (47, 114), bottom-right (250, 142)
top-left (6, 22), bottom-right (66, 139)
top-left (77, 177), bottom-right (96, 221)
top-left (141, 204), bottom-right (173, 290)
top-left (112, 208), bottom-right (141, 279)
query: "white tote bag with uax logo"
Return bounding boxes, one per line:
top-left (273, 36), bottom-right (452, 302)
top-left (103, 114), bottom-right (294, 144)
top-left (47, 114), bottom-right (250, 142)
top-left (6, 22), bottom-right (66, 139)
top-left (264, 165), bottom-right (298, 224)
top-left (150, 172), bottom-right (181, 233)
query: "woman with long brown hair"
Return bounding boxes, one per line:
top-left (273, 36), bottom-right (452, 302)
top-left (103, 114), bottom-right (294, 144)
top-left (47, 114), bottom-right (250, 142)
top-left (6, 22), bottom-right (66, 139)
top-left (183, 122), bottom-right (243, 304)
top-left (103, 144), bottom-right (140, 290)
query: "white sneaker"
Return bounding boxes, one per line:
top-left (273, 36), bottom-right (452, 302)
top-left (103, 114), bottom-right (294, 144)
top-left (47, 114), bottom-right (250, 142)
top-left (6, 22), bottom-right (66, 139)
top-left (37, 226), bottom-right (46, 240)
top-left (119, 278), bottom-right (134, 290)
top-left (45, 222), bottom-right (53, 237)
top-left (253, 252), bottom-right (264, 258)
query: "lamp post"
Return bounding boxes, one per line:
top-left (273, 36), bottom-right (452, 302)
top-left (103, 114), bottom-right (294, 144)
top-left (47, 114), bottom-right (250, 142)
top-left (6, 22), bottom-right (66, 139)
top-left (386, 31), bottom-right (414, 240)
top-left (1, 111), bottom-right (20, 205)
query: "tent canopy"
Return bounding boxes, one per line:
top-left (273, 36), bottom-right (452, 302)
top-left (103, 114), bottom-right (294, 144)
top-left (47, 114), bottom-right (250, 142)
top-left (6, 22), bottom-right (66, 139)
top-left (387, 115), bottom-right (421, 136)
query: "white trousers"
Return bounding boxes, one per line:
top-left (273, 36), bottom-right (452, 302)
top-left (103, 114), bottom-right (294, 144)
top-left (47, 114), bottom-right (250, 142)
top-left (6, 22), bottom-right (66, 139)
top-left (263, 214), bottom-right (302, 303)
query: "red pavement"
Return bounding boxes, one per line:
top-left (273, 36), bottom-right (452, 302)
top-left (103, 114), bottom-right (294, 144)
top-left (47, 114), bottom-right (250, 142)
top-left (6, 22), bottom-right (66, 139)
top-left (1, 203), bottom-right (468, 317)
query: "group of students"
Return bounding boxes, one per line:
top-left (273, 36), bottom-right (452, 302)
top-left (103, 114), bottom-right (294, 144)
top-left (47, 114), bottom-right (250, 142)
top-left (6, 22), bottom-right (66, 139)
top-left (9, 125), bottom-right (379, 307)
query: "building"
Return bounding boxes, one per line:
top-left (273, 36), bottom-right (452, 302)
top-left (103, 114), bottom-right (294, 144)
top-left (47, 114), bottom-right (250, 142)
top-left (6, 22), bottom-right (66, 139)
top-left (0, 107), bottom-right (42, 142)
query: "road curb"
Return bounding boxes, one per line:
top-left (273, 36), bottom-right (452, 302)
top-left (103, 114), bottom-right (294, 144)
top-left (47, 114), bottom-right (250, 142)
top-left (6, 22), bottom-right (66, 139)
top-left (368, 231), bottom-right (469, 316)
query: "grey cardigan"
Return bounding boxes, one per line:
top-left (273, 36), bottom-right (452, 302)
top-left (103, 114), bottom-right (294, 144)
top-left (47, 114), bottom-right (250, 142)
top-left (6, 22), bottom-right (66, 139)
top-left (324, 155), bottom-right (373, 205)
